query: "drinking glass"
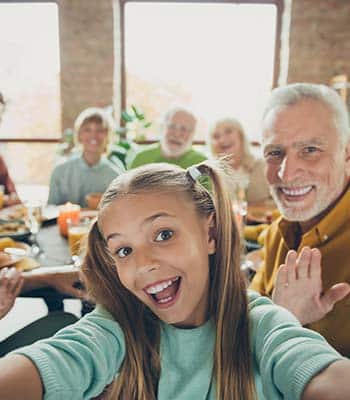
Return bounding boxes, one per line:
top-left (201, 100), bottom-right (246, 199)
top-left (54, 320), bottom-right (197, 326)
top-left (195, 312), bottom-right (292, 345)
top-left (232, 183), bottom-right (248, 235)
top-left (26, 202), bottom-right (43, 256)
top-left (67, 218), bottom-right (90, 259)
top-left (0, 185), bottom-right (4, 209)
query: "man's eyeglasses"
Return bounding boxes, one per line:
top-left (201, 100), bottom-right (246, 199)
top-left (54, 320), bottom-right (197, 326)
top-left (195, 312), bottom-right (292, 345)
top-left (167, 123), bottom-right (193, 134)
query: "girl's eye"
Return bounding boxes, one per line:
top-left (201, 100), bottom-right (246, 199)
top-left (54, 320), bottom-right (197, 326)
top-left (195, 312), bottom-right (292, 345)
top-left (155, 229), bottom-right (174, 242)
top-left (116, 247), bottom-right (132, 258)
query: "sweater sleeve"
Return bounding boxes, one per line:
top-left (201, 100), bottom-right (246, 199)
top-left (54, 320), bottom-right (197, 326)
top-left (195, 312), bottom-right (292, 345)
top-left (248, 292), bottom-right (344, 400)
top-left (12, 305), bottom-right (126, 400)
top-left (47, 166), bottom-right (64, 205)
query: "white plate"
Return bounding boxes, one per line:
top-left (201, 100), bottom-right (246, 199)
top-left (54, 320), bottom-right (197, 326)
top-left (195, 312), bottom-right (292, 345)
top-left (41, 205), bottom-right (59, 221)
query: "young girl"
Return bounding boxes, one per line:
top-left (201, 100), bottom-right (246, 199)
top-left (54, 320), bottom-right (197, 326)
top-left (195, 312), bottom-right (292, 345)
top-left (1, 161), bottom-right (349, 400)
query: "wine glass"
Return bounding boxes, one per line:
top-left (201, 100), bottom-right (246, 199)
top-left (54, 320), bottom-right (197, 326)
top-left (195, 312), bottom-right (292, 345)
top-left (232, 183), bottom-right (248, 235)
top-left (26, 202), bottom-right (43, 256)
top-left (232, 184), bottom-right (253, 278)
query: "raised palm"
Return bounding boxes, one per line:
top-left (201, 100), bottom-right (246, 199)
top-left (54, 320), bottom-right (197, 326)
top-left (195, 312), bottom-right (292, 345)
top-left (272, 247), bottom-right (350, 325)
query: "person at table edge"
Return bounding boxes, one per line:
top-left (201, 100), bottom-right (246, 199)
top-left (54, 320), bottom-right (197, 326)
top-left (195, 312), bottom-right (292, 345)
top-left (250, 82), bottom-right (350, 357)
top-left (48, 107), bottom-right (122, 208)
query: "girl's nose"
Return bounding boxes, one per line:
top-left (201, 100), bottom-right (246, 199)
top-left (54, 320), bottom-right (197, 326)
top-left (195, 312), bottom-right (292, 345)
top-left (134, 250), bottom-right (160, 275)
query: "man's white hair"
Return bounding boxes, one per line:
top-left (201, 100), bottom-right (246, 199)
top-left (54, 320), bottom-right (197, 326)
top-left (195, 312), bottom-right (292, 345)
top-left (163, 107), bottom-right (197, 132)
top-left (263, 83), bottom-right (350, 145)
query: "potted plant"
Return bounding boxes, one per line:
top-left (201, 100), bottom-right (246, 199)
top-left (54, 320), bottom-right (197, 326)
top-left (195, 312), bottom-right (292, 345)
top-left (108, 105), bottom-right (152, 169)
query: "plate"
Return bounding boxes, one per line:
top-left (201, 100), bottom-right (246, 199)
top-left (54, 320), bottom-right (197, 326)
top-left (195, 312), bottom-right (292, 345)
top-left (0, 242), bottom-right (31, 269)
top-left (41, 205), bottom-right (59, 222)
top-left (247, 203), bottom-right (280, 224)
top-left (0, 230), bottom-right (31, 241)
top-left (0, 220), bottom-right (30, 240)
top-left (0, 205), bottom-right (30, 239)
top-left (81, 210), bottom-right (98, 219)
top-left (0, 204), bottom-right (27, 220)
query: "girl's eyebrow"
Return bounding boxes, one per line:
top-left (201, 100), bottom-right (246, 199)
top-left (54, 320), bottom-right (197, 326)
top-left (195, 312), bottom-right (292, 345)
top-left (106, 212), bottom-right (175, 243)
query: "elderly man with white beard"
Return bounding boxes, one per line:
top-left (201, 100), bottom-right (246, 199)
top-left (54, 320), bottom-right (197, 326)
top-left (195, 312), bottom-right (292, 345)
top-left (250, 83), bottom-right (350, 357)
top-left (129, 107), bottom-right (207, 169)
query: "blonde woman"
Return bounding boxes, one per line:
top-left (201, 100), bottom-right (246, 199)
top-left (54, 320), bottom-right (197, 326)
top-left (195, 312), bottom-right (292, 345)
top-left (210, 118), bottom-right (270, 203)
top-left (48, 107), bottom-right (123, 207)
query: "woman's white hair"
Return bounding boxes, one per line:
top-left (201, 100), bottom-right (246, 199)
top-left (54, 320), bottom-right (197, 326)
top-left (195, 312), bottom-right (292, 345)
top-left (209, 117), bottom-right (256, 172)
top-left (73, 107), bottom-right (116, 149)
top-left (263, 83), bottom-right (350, 145)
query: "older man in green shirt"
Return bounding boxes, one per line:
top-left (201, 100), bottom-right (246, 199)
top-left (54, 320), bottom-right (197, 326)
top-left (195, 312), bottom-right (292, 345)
top-left (129, 107), bottom-right (207, 169)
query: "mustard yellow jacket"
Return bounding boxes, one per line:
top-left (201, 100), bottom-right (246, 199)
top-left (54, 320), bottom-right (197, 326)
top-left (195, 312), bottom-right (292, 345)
top-left (250, 187), bottom-right (350, 357)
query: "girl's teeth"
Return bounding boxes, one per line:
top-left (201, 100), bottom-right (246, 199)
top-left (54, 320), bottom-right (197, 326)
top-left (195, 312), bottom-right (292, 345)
top-left (158, 296), bottom-right (173, 304)
top-left (146, 277), bottom-right (179, 295)
top-left (281, 186), bottom-right (312, 196)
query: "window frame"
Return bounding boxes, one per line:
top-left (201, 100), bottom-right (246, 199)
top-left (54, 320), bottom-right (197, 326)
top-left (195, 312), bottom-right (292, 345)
top-left (0, 0), bottom-right (61, 143)
top-left (119, 0), bottom-right (284, 129)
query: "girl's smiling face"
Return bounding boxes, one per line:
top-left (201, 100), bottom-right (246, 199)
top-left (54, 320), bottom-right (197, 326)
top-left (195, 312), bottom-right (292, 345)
top-left (99, 191), bottom-right (216, 328)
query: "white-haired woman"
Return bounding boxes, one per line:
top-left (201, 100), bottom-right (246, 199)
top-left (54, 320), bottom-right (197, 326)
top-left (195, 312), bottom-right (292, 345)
top-left (209, 118), bottom-right (270, 204)
top-left (48, 107), bottom-right (123, 207)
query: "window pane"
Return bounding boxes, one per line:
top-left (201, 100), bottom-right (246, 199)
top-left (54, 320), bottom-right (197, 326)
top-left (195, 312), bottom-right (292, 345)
top-left (2, 142), bottom-right (56, 187)
top-left (0, 2), bottom-right (61, 139)
top-left (125, 2), bottom-right (277, 143)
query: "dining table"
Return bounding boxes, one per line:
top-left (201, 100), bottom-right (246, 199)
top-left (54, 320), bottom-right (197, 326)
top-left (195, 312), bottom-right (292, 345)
top-left (18, 215), bottom-right (94, 315)
top-left (18, 220), bottom-right (77, 311)
top-left (241, 200), bottom-right (279, 279)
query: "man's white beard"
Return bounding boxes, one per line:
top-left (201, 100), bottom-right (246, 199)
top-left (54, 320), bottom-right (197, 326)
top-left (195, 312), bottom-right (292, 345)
top-left (270, 178), bottom-right (346, 222)
top-left (161, 139), bottom-right (189, 159)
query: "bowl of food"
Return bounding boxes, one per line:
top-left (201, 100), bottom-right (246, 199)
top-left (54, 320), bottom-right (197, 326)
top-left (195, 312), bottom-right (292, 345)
top-left (85, 193), bottom-right (102, 210)
top-left (0, 219), bottom-right (30, 241)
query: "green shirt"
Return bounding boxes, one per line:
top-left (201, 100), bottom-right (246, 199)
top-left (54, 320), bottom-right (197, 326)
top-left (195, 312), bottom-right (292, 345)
top-left (15, 292), bottom-right (343, 399)
top-left (128, 143), bottom-right (207, 169)
top-left (48, 155), bottom-right (122, 207)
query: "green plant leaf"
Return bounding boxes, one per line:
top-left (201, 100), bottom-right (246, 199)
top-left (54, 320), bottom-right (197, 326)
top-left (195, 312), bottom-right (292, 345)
top-left (131, 105), bottom-right (144, 120)
top-left (144, 122), bottom-right (152, 128)
top-left (121, 110), bottom-right (134, 122)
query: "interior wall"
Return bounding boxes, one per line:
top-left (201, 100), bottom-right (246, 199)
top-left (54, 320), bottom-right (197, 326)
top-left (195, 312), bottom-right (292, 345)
top-left (288, 0), bottom-right (350, 84)
top-left (56, 0), bottom-right (350, 127)
top-left (57, 0), bottom-right (114, 130)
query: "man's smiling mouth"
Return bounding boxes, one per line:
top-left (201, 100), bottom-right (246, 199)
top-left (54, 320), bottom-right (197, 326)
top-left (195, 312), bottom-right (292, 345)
top-left (279, 185), bottom-right (314, 198)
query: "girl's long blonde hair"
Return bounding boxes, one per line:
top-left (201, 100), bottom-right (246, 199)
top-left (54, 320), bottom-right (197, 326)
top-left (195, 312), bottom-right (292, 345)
top-left (82, 161), bottom-right (255, 400)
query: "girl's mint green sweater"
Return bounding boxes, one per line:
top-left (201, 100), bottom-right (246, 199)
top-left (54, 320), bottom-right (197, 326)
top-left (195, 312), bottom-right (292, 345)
top-left (15, 292), bottom-right (343, 399)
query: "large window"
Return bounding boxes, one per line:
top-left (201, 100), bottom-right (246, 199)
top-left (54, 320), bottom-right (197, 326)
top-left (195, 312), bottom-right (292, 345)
top-left (0, 2), bottom-right (61, 140)
top-left (0, 2), bottom-right (60, 187)
top-left (122, 1), bottom-right (281, 144)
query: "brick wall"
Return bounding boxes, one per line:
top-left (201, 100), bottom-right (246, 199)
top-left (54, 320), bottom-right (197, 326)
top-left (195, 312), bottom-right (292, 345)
top-left (56, 0), bottom-right (349, 126)
top-left (58, 0), bottom-right (114, 130)
top-left (288, 0), bottom-right (350, 84)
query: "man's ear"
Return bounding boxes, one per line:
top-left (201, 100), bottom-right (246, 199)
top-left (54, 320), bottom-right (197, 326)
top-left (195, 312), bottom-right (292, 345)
top-left (345, 140), bottom-right (350, 177)
top-left (206, 213), bottom-right (216, 255)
